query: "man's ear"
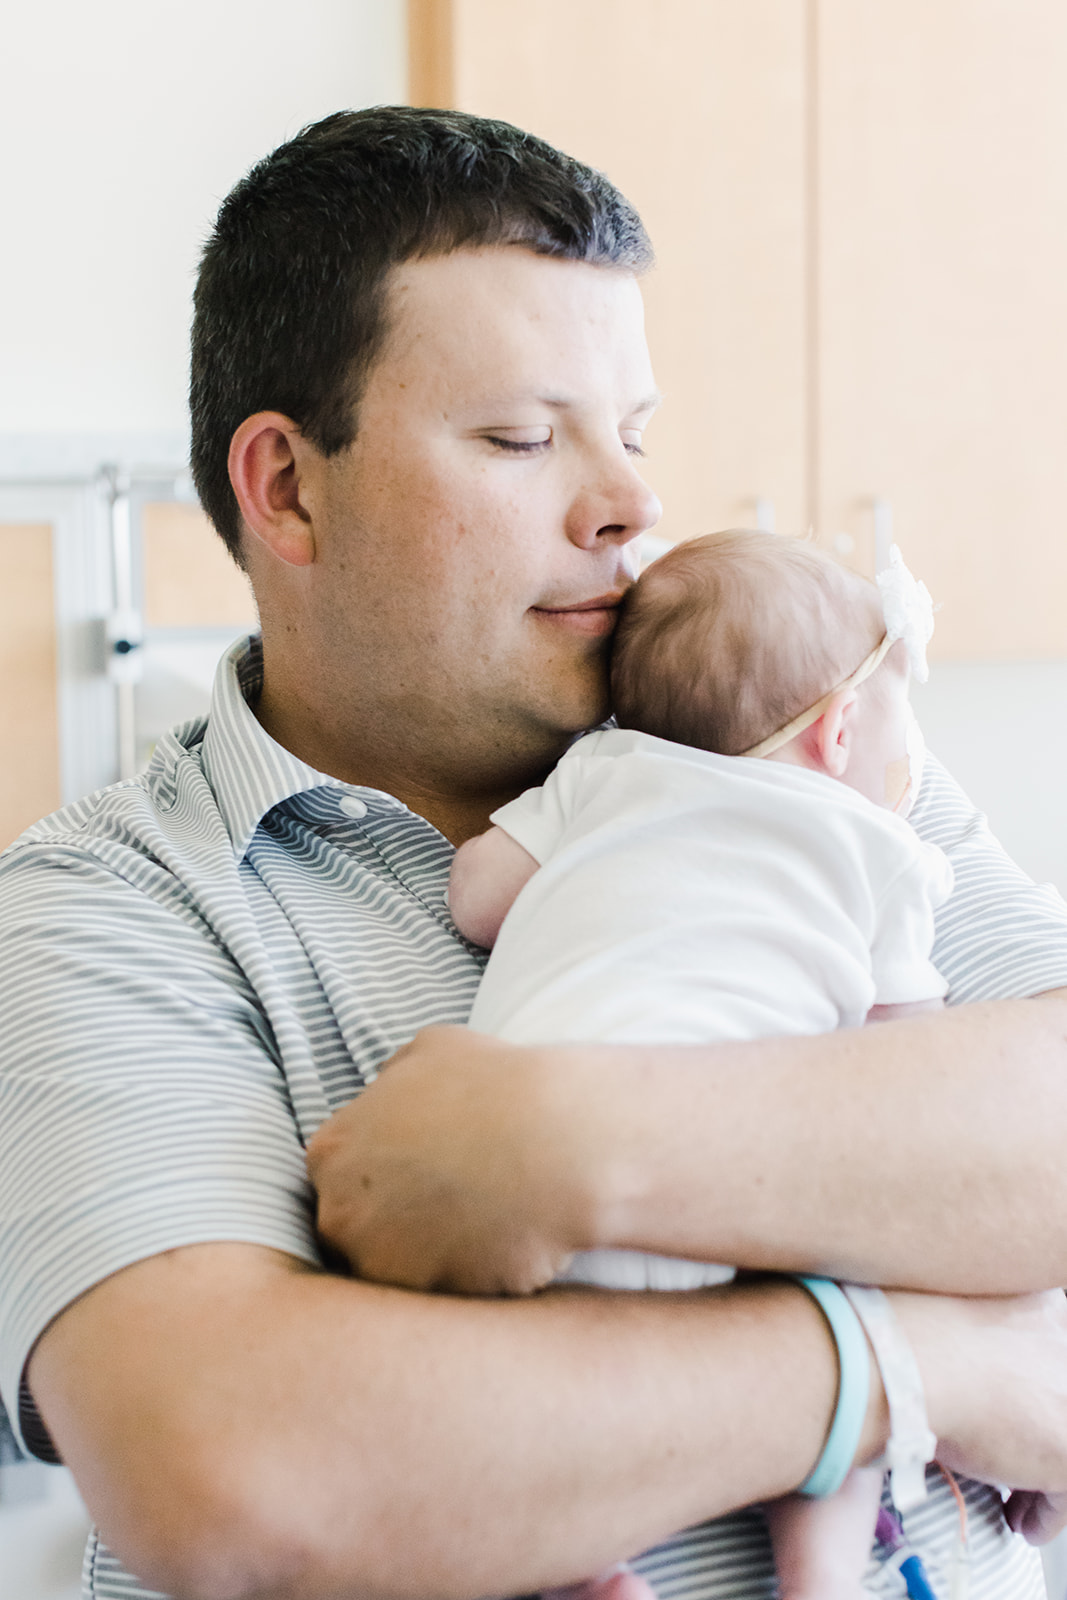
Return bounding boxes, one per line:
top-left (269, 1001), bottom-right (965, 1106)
top-left (805, 688), bottom-right (858, 778)
top-left (228, 412), bottom-right (318, 568)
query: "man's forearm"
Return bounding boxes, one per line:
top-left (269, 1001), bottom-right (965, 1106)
top-left (588, 992), bottom-right (1067, 1293)
top-left (30, 1246), bottom-right (847, 1600)
top-left (32, 1250), bottom-right (1067, 1600)
top-left (310, 997), bottom-right (1067, 1300)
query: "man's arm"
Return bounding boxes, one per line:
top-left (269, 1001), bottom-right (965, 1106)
top-left (31, 1239), bottom-right (1067, 1600)
top-left (34, 1237), bottom-right (1067, 1600)
top-left (448, 825), bottom-right (540, 948)
top-left (310, 996), bottom-right (1067, 1298)
top-left (323, 755), bottom-right (1067, 1299)
top-left (28, 1245), bottom-right (855, 1600)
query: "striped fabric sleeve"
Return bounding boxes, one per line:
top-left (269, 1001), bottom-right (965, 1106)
top-left (910, 753), bottom-right (1067, 1002)
top-left (0, 844), bottom-right (322, 1460)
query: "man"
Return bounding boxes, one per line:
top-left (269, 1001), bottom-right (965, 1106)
top-left (4, 107), bottom-right (1067, 1600)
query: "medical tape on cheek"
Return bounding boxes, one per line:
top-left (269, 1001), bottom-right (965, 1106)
top-left (884, 754), bottom-right (911, 811)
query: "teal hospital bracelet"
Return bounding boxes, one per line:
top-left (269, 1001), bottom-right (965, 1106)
top-left (793, 1275), bottom-right (871, 1498)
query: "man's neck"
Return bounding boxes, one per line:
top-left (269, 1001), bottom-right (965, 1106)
top-left (382, 783), bottom-right (520, 847)
top-left (252, 674), bottom-right (556, 847)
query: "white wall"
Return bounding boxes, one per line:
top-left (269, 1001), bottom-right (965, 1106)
top-left (912, 661), bottom-right (1067, 898)
top-left (1, 0), bottom-right (405, 442)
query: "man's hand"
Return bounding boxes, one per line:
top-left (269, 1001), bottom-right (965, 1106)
top-left (308, 1025), bottom-right (597, 1293)
top-left (888, 1286), bottom-right (1067, 1527)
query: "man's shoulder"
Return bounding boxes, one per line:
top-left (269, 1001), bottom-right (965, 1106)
top-left (0, 714), bottom-right (226, 892)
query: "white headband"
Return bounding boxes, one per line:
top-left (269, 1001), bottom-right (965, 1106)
top-left (740, 546), bottom-right (934, 760)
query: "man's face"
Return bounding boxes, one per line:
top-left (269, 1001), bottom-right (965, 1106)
top-left (311, 246), bottom-right (662, 788)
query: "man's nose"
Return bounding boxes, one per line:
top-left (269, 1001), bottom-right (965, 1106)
top-left (564, 454), bottom-right (663, 551)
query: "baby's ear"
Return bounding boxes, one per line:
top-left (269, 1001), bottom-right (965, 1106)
top-left (809, 688), bottom-right (859, 778)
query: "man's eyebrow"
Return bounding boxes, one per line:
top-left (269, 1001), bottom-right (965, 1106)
top-left (626, 390), bottom-right (665, 417)
top-left (476, 389), bottom-right (665, 415)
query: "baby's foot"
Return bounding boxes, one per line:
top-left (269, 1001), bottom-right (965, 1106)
top-left (542, 1563), bottom-right (658, 1600)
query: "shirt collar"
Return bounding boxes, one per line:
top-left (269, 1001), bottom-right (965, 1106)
top-left (200, 635), bottom-right (343, 862)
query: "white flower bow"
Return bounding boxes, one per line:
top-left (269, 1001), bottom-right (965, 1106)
top-left (876, 546), bottom-right (936, 683)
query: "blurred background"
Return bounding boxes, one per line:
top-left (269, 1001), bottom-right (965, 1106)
top-left (3, 1), bottom-right (1067, 1596)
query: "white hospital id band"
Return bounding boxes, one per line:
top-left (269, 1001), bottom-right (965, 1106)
top-left (843, 1283), bottom-right (937, 1512)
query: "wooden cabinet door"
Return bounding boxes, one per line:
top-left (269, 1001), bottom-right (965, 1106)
top-left (135, 501), bottom-right (257, 769)
top-left (141, 502), bottom-right (256, 630)
top-left (416, 0), bottom-right (809, 544)
top-left (817, 0), bottom-right (1067, 657)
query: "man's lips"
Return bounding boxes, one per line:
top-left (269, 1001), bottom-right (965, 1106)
top-left (530, 594), bottom-right (627, 638)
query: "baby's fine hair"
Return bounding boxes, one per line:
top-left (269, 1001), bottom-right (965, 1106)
top-left (611, 530), bottom-right (885, 757)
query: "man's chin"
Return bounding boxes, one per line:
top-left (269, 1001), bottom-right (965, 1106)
top-left (505, 658), bottom-right (611, 757)
top-left (550, 682), bottom-right (612, 740)
top-left (547, 716), bottom-right (612, 764)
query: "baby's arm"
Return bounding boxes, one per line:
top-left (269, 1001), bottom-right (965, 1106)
top-left (448, 826), bottom-right (540, 949)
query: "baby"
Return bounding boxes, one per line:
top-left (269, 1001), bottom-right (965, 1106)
top-left (448, 530), bottom-right (951, 1600)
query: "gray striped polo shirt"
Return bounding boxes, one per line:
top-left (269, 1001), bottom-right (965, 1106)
top-left (2, 634), bottom-right (1066, 1600)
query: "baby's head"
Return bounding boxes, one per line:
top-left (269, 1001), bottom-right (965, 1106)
top-left (611, 530), bottom-right (923, 813)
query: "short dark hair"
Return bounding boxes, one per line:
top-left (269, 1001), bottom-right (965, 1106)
top-left (190, 106), bottom-right (653, 561)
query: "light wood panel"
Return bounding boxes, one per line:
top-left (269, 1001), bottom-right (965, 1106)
top-left (0, 524), bottom-right (60, 847)
top-left (418, 0), bottom-right (808, 544)
top-left (408, 0), bottom-right (454, 108)
top-left (142, 503), bottom-right (257, 630)
top-left (410, 1), bottom-right (1067, 659)
top-left (818, 0), bottom-right (1067, 657)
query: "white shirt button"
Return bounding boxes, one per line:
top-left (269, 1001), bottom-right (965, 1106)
top-left (339, 795), bottom-right (368, 820)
